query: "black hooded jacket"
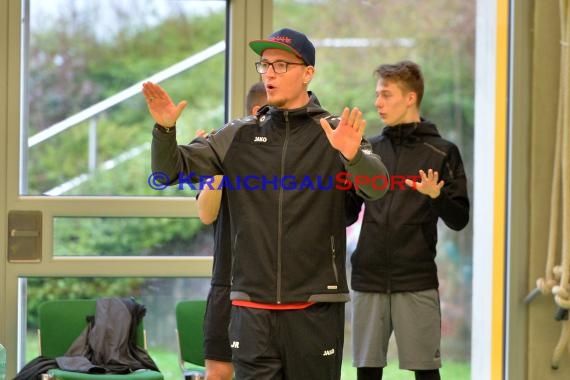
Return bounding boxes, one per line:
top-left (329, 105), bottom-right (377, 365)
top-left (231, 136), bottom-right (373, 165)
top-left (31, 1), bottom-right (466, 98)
top-left (350, 119), bottom-right (470, 293)
top-left (14, 298), bottom-right (159, 379)
top-left (152, 93), bottom-right (389, 304)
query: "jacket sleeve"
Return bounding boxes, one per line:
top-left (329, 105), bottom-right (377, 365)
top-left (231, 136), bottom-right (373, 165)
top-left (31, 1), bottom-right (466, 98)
top-left (151, 122), bottom-right (236, 186)
top-left (432, 144), bottom-right (470, 230)
top-left (341, 137), bottom-right (390, 201)
top-left (344, 187), bottom-right (363, 226)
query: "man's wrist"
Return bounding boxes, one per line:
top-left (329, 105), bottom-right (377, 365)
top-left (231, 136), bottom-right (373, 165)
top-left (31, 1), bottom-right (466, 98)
top-left (342, 149), bottom-right (362, 165)
top-left (429, 190), bottom-right (442, 199)
top-left (154, 123), bottom-right (176, 133)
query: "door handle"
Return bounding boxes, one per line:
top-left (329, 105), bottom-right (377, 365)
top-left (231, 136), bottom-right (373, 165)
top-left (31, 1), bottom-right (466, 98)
top-left (8, 210), bottom-right (42, 262)
top-left (10, 229), bottom-right (40, 238)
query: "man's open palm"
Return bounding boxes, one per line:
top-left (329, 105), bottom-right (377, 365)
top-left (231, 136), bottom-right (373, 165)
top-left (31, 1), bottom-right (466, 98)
top-left (320, 107), bottom-right (366, 161)
top-left (142, 82), bottom-right (187, 128)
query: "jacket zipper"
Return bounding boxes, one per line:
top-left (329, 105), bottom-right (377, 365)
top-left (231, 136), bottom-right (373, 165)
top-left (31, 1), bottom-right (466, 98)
top-left (330, 235), bottom-right (339, 285)
top-left (384, 144), bottom-right (403, 294)
top-left (276, 111), bottom-right (290, 303)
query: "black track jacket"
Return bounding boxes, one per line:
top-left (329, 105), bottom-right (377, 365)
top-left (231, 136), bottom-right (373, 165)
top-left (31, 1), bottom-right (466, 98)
top-left (152, 93), bottom-right (389, 304)
top-left (350, 120), bottom-right (470, 293)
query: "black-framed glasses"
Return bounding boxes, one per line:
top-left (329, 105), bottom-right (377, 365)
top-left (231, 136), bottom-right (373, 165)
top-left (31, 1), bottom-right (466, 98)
top-left (255, 60), bottom-right (306, 74)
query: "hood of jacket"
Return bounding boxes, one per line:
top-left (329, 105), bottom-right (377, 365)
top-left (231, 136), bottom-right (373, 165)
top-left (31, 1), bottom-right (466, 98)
top-left (380, 118), bottom-right (440, 146)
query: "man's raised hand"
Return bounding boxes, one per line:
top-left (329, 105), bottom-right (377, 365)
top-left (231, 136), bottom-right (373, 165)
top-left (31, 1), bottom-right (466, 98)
top-left (320, 107), bottom-right (366, 161)
top-left (142, 82), bottom-right (188, 128)
top-left (405, 169), bottom-right (444, 199)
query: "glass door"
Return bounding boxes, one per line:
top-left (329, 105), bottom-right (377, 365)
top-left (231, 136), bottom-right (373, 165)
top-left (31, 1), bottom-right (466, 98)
top-left (3, 1), bottom-right (229, 378)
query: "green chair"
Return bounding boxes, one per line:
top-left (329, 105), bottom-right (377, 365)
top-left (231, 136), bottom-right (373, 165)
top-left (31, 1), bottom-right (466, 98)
top-left (175, 300), bottom-right (207, 378)
top-left (38, 299), bottom-right (163, 380)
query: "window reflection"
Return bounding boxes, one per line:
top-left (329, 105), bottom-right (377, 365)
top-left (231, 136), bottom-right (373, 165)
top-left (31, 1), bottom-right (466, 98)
top-left (53, 217), bottom-right (213, 257)
top-left (21, 0), bottom-right (226, 196)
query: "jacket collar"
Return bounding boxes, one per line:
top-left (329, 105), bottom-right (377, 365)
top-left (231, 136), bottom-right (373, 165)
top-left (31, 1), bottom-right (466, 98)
top-left (260, 92), bottom-right (328, 126)
top-left (381, 118), bottom-right (440, 145)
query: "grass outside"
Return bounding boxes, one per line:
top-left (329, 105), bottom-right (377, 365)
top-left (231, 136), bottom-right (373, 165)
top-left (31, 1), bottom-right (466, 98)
top-left (340, 359), bottom-right (470, 379)
top-left (120, 349), bottom-right (471, 379)
top-left (26, 335), bottom-right (470, 379)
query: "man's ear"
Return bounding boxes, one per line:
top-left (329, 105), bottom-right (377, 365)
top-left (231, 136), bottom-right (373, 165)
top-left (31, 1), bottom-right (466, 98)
top-left (303, 66), bottom-right (315, 85)
top-left (407, 91), bottom-right (417, 107)
top-left (251, 105), bottom-right (261, 115)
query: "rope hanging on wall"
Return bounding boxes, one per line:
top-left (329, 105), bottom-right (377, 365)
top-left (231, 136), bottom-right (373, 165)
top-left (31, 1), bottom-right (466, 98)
top-left (525, 0), bottom-right (570, 370)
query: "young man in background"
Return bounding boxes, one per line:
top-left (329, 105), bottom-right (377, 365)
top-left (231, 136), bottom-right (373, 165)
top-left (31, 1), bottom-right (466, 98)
top-left (350, 61), bottom-right (470, 380)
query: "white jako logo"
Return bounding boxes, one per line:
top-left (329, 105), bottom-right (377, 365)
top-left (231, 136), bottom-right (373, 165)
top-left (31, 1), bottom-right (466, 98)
top-left (322, 348), bottom-right (335, 356)
top-left (230, 341), bottom-right (240, 349)
top-left (254, 136), bottom-right (267, 142)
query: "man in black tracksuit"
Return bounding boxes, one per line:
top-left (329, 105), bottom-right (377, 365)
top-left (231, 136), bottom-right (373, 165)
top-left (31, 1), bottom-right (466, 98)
top-left (350, 61), bottom-right (470, 380)
top-left (197, 82), bottom-right (362, 380)
top-left (143, 28), bottom-right (389, 380)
